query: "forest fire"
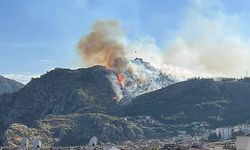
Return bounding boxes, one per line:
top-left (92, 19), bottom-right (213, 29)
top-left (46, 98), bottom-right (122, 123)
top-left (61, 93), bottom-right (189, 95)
top-left (112, 72), bottom-right (125, 101)
top-left (77, 20), bottom-right (129, 102)
top-left (77, 20), bottom-right (174, 102)
top-left (117, 73), bottom-right (125, 87)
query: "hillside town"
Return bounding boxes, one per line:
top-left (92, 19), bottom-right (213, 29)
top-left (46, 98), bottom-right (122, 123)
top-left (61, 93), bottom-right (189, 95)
top-left (0, 136), bottom-right (249, 150)
top-left (2, 120), bottom-right (250, 150)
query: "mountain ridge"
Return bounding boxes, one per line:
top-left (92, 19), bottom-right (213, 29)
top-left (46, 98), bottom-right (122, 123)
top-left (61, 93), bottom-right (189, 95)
top-left (1, 65), bottom-right (250, 147)
top-left (0, 75), bottom-right (24, 95)
top-left (123, 78), bottom-right (250, 127)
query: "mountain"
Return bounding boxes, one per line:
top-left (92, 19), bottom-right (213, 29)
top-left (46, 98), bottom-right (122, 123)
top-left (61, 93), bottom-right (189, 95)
top-left (0, 62), bottom-right (175, 147)
top-left (0, 66), bottom-right (132, 144)
top-left (0, 66), bottom-right (116, 128)
top-left (123, 78), bottom-right (250, 128)
top-left (2, 64), bottom-right (250, 147)
top-left (0, 75), bottom-right (24, 95)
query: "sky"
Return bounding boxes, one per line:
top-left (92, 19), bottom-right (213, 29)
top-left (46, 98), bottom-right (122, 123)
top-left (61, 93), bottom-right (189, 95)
top-left (1, 0), bottom-right (250, 83)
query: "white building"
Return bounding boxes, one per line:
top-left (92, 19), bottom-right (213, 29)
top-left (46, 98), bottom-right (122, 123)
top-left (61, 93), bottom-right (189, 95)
top-left (216, 127), bottom-right (232, 140)
top-left (145, 116), bottom-right (151, 120)
top-left (234, 124), bottom-right (250, 134)
top-left (237, 136), bottom-right (250, 150)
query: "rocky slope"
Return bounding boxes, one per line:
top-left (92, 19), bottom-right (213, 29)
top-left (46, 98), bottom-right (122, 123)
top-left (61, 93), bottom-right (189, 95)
top-left (3, 113), bottom-right (143, 147)
top-left (0, 75), bottom-right (24, 95)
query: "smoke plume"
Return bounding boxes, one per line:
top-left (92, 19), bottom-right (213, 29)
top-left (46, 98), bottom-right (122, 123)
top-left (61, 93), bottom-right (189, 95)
top-left (77, 20), bottom-right (176, 102)
top-left (124, 0), bottom-right (250, 78)
top-left (76, 0), bottom-right (250, 102)
top-left (78, 20), bottom-right (127, 71)
top-left (163, 0), bottom-right (250, 77)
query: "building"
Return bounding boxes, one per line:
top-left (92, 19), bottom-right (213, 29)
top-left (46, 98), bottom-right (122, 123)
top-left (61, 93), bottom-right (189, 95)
top-left (237, 136), bottom-right (250, 150)
top-left (234, 124), bottom-right (250, 134)
top-left (216, 127), bottom-right (232, 140)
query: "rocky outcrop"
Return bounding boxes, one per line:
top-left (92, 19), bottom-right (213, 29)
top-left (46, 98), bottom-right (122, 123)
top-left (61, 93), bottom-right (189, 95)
top-left (3, 113), bottom-right (144, 147)
top-left (3, 123), bottom-right (39, 147)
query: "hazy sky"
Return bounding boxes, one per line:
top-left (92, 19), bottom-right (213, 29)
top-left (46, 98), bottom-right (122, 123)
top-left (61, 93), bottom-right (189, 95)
top-left (1, 0), bottom-right (250, 83)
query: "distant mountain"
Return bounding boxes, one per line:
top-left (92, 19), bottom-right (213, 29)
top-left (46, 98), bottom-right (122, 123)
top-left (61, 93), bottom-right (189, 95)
top-left (0, 75), bottom-right (24, 95)
top-left (123, 78), bottom-right (250, 128)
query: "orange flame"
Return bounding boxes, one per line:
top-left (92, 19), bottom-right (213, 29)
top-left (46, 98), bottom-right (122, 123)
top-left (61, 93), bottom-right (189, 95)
top-left (112, 73), bottom-right (125, 101)
top-left (117, 73), bottom-right (125, 87)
